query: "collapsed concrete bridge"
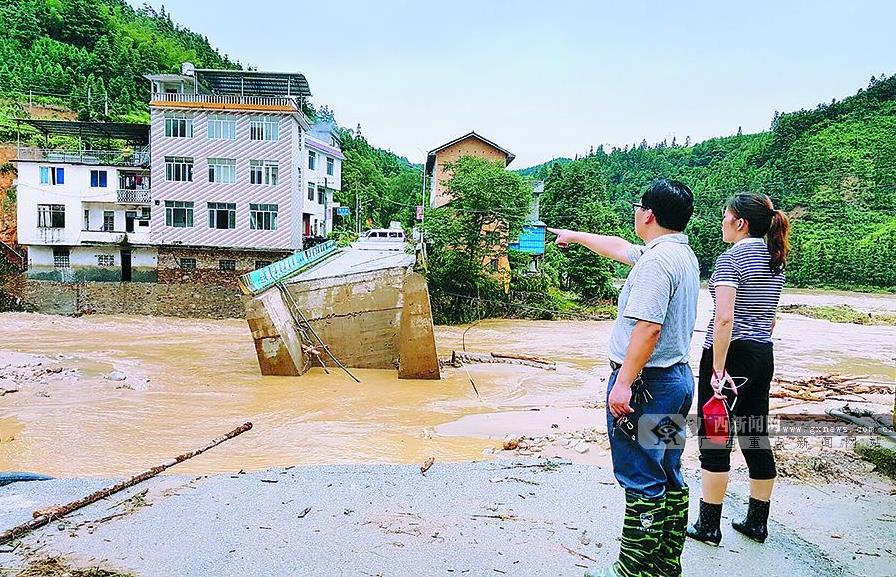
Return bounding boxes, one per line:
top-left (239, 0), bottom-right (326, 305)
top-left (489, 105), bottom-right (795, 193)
top-left (239, 241), bottom-right (441, 380)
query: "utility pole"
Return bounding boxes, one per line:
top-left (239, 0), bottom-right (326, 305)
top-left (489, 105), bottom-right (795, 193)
top-left (323, 177), bottom-right (329, 237)
top-left (420, 167), bottom-right (426, 225)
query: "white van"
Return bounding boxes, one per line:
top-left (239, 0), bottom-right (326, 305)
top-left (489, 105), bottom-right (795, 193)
top-left (352, 227), bottom-right (406, 251)
top-left (361, 229), bottom-right (405, 242)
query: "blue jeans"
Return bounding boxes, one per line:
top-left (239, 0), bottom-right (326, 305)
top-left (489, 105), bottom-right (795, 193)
top-left (606, 363), bottom-right (694, 498)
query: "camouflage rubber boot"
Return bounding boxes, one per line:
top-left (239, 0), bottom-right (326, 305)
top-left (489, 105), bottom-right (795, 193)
top-left (585, 492), bottom-right (666, 577)
top-left (655, 485), bottom-right (689, 577)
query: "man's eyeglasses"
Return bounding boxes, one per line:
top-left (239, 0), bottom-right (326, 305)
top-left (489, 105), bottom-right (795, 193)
top-left (631, 202), bottom-right (650, 211)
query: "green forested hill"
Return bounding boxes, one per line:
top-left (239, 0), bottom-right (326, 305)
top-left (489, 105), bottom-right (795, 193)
top-left (516, 157), bottom-right (572, 177)
top-left (540, 75), bottom-right (896, 291)
top-left (0, 0), bottom-right (237, 124)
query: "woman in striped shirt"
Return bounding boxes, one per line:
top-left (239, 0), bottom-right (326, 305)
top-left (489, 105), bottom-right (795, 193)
top-left (687, 192), bottom-right (791, 546)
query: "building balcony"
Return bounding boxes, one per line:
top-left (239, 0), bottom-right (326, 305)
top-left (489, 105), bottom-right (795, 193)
top-left (150, 92), bottom-right (305, 115)
top-left (80, 229), bottom-right (151, 245)
top-left (117, 189), bottom-right (151, 204)
top-left (17, 147), bottom-right (150, 168)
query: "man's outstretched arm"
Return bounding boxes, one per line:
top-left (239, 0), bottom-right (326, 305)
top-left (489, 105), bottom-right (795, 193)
top-left (547, 227), bottom-right (640, 266)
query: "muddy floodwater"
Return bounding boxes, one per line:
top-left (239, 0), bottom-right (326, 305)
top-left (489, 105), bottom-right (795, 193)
top-left (1, 290), bottom-right (894, 477)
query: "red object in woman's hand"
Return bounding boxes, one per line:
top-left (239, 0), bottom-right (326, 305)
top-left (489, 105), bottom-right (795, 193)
top-left (702, 395), bottom-right (730, 446)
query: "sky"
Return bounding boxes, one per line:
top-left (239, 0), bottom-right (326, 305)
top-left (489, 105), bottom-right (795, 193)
top-left (141, 1), bottom-right (896, 168)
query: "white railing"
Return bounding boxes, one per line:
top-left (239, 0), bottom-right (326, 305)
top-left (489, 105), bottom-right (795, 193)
top-left (117, 189), bottom-right (151, 204)
top-left (151, 92), bottom-right (300, 109)
top-left (80, 230), bottom-right (151, 244)
top-left (17, 147), bottom-right (150, 167)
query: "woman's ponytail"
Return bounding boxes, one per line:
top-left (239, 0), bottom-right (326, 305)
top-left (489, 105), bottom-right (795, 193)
top-left (726, 193), bottom-right (791, 275)
top-left (767, 209), bottom-right (790, 275)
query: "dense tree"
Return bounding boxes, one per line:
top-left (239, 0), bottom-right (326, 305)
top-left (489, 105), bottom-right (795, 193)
top-left (0, 0), bottom-right (238, 123)
top-left (423, 157), bottom-right (533, 323)
top-left (333, 125), bottom-right (421, 233)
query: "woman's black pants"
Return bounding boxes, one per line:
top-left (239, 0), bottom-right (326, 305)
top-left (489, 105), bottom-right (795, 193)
top-left (697, 340), bottom-right (777, 480)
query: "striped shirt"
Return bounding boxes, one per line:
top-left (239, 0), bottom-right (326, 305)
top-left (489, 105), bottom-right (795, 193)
top-left (609, 233), bottom-right (700, 368)
top-left (704, 237), bottom-right (785, 348)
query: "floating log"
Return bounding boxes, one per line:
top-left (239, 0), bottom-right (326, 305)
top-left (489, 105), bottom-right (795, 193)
top-left (450, 351), bottom-right (556, 370)
top-left (0, 422), bottom-right (253, 545)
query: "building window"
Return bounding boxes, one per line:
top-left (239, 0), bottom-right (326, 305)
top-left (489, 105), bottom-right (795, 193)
top-left (250, 203), bottom-right (278, 230)
top-left (165, 156), bottom-right (193, 182)
top-left (249, 116), bottom-right (279, 141)
top-left (254, 260), bottom-right (271, 270)
top-left (90, 170), bottom-right (107, 188)
top-left (249, 160), bottom-right (278, 185)
top-left (207, 114), bottom-right (236, 140)
top-left (103, 210), bottom-right (115, 231)
top-left (307, 182), bottom-right (315, 201)
top-left (208, 202), bottom-right (236, 229)
top-left (97, 254), bottom-right (115, 267)
top-left (164, 112), bottom-right (193, 138)
top-left (40, 166), bottom-right (64, 185)
top-left (326, 157), bottom-right (334, 176)
top-left (53, 247), bottom-right (70, 268)
top-left (219, 259), bottom-right (236, 271)
top-left (208, 158), bottom-right (236, 184)
top-left (308, 150), bottom-right (316, 170)
top-left (83, 209), bottom-right (90, 230)
top-left (37, 204), bottom-right (65, 228)
top-left (165, 201), bottom-right (194, 228)
top-left (317, 187), bottom-right (324, 204)
top-left (179, 258), bottom-right (196, 270)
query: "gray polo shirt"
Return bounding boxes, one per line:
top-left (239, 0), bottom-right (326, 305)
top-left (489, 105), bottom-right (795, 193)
top-left (608, 233), bottom-right (700, 368)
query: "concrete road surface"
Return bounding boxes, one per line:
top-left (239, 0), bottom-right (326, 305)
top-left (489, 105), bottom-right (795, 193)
top-left (1, 461), bottom-right (893, 576)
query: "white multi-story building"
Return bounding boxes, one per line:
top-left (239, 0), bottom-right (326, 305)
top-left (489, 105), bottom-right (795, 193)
top-left (303, 120), bottom-right (344, 237)
top-left (15, 64), bottom-right (344, 283)
top-left (15, 121), bottom-right (156, 281)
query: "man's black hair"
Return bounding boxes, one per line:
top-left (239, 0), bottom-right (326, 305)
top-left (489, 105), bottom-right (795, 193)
top-left (641, 178), bottom-right (694, 232)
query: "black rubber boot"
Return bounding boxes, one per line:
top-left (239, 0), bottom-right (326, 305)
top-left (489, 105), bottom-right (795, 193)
top-left (732, 497), bottom-right (770, 543)
top-left (686, 500), bottom-right (722, 546)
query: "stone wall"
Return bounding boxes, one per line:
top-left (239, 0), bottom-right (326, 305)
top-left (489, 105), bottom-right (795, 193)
top-left (157, 247), bottom-right (290, 286)
top-left (21, 279), bottom-right (244, 318)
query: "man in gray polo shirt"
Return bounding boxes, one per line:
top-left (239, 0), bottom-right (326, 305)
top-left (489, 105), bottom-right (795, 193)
top-left (549, 178), bottom-right (699, 577)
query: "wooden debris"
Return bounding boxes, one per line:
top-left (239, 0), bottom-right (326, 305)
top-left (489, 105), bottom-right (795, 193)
top-left (420, 457), bottom-right (435, 475)
top-left (449, 351), bottom-right (556, 370)
top-left (0, 422), bottom-right (253, 545)
top-left (562, 544), bottom-right (597, 563)
top-left (471, 513), bottom-right (517, 521)
top-left (770, 374), bottom-right (892, 402)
